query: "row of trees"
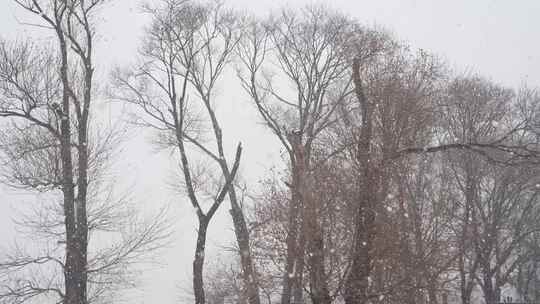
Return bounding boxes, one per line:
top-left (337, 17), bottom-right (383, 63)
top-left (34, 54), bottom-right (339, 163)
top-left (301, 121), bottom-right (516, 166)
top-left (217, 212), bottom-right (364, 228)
top-left (0, 1), bottom-right (539, 304)
top-left (193, 4), bottom-right (540, 304)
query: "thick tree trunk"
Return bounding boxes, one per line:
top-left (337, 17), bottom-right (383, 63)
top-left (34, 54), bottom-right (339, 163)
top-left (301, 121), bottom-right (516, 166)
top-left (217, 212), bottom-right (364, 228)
top-left (344, 199), bottom-right (374, 304)
top-left (307, 232), bottom-right (330, 304)
top-left (293, 228), bottom-right (306, 304)
top-left (280, 209), bottom-right (300, 304)
top-left (344, 58), bottom-right (375, 304)
top-left (281, 163), bottom-right (302, 304)
top-left (194, 218), bottom-right (209, 304)
top-left (305, 182), bottom-right (330, 304)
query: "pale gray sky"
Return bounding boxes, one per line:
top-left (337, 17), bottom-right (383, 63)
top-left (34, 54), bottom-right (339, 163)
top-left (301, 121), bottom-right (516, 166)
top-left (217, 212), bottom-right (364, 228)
top-left (0, 0), bottom-right (539, 303)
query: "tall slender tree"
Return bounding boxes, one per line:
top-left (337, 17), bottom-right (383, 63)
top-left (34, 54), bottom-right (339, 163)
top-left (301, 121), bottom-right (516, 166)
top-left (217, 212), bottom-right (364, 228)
top-left (0, 1), bottom-right (170, 304)
top-left (112, 1), bottom-right (258, 303)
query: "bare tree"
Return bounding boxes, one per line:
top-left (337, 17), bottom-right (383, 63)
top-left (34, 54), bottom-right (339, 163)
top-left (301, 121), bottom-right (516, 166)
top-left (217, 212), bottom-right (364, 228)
top-left (111, 1), bottom-right (256, 303)
top-left (0, 2), bottom-right (170, 303)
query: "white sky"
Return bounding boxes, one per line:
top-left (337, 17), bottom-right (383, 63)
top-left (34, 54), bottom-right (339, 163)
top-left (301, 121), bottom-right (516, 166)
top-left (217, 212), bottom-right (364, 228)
top-left (1, 0), bottom-right (540, 303)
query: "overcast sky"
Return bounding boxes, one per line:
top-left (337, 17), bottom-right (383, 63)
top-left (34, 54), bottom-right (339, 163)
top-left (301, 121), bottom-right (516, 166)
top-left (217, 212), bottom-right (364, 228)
top-left (1, 0), bottom-right (540, 303)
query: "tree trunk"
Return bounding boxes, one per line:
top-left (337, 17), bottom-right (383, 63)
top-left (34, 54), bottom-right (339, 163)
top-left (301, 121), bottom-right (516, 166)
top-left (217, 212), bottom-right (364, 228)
top-left (344, 58), bottom-right (375, 304)
top-left (482, 272), bottom-right (500, 304)
top-left (228, 188), bottom-right (261, 304)
top-left (281, 162), bottom-right (302, 304)
top-left (74, 58), bottom-right (92, 304)
top-left (293, 228), bottom-right (306, 304)
top-left (442, 292), bottom-right (449, 304)
top-left (458, 157), bottom-right (477, 304)
top-left (305, 181), bottom-right (331, 304)
top-left (194, 218), bottom-right (209, 304)
top-left (344, 199), bottom-right (374, 304)
top-left (427, 281), bottom-right (438, 304)
top-left (57, 28), bottom-right (87, 304)
top-left (307, 232), bottom-right (330, 304)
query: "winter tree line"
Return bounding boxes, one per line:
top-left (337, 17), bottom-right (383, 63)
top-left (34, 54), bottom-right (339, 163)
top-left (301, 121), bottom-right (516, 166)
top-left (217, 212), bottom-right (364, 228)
top-left (0, 1), bottom-right (539, 304)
